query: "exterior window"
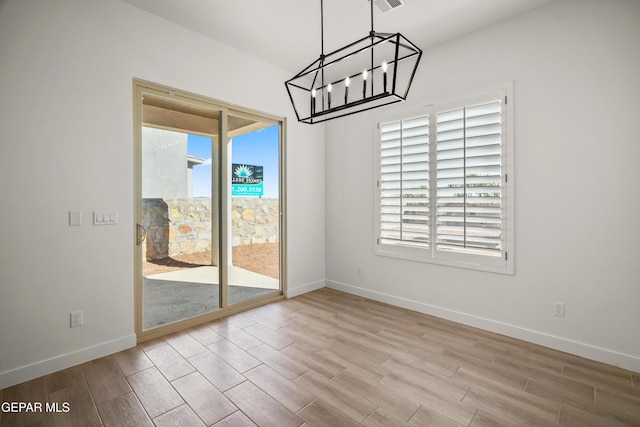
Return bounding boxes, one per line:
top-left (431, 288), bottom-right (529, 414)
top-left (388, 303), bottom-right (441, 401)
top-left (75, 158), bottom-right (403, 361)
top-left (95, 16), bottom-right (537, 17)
top-left (376, 84), bottom-right (514, 274)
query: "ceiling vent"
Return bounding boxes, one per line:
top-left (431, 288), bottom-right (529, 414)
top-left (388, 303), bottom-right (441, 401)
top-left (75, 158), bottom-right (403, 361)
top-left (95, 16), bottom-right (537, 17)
top-left (373, 0), bottom-right (406, 13)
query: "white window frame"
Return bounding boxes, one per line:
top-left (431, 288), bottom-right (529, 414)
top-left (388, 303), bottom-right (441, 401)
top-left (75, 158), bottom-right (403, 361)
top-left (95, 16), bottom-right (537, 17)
top-left (375, 83), bottom-right (514, 274)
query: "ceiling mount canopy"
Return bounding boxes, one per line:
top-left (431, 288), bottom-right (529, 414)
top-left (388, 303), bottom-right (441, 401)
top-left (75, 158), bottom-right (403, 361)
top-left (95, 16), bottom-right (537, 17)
top-left (285, 0), bottom-right (422, 124)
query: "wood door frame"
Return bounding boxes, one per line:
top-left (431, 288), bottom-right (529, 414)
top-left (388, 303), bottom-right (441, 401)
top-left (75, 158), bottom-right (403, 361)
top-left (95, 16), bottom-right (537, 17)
top-left (133, 79), bottom-right (286, 343)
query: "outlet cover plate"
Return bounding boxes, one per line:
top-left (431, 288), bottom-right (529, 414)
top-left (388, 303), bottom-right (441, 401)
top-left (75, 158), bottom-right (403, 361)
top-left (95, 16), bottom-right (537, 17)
top-left (553, 302), bottom-right (565, 317)
top-left (70, 310), bottom-right (83, 327)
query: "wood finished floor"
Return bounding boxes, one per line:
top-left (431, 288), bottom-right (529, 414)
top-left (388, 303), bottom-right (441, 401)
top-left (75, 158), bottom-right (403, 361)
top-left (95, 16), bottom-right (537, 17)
top-left (1, 288), bottom-right (639, 426)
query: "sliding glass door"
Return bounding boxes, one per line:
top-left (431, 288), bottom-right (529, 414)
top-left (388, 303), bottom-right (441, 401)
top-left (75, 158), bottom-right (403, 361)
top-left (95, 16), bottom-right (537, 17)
top-left (227, 112), bottom-right (281, 305)
top-left (133, 81), bottom-right (285, 340)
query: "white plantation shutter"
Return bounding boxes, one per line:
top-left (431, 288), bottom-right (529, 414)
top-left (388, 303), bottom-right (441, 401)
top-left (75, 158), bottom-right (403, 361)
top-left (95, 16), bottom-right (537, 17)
top-left (436, 99), bottom-right (503, 257)
top-left (379, 115), bottom-right (430, 248)
top-left (376, 84), bottom-right (513, 274)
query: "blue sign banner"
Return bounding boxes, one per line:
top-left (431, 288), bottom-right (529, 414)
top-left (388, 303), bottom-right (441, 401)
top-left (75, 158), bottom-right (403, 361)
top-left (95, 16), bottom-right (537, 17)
top-left (232, 164), bottom-right (264, 197)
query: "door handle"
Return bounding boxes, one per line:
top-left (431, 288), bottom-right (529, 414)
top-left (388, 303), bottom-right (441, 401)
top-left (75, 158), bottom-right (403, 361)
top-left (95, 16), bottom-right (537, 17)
top-left (136, 223), bottom-right (147, 245)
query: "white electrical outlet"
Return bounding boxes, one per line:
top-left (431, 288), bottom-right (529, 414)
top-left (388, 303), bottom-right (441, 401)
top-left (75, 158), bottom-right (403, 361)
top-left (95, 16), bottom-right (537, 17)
top-left (553, 302), bottom-right (565, 317)
top-left (70, 310), bottom-right (83, 327)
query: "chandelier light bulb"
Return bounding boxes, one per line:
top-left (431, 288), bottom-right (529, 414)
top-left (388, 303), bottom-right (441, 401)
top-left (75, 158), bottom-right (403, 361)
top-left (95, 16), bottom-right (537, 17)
top-left (344, 77), bottom-right (350, 104)
top-left (382, 61), bottom-right (388, 93)
top-left (311, 88), bottom-right (316, 115)
top-left (363, 69), bottom-right (368, 98)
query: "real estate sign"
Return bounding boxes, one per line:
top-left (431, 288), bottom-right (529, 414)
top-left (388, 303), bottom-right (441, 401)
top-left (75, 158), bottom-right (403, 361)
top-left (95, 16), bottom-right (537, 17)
top-left (232, 164), bottom-right (264, 197)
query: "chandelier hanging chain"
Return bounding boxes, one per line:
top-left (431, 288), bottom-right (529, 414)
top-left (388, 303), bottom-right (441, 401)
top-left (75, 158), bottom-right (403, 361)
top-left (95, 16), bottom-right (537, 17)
top-left (320, 0), bottom-right (324, 58)
top-left (369, 0), bottom-right (374, 96)
top-left (320, 0), bottom-right (325, 111)
top-left (370, 0), bottom-right (374, 34)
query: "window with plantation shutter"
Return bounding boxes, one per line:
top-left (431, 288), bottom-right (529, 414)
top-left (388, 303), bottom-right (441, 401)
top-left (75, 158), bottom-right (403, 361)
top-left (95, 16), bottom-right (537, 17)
top-left (376, 84), bottom-right (514, 274)
top-left (379, 115), bottom-right (430, 249)
top-left (436, 99), bottom-right (502, 257)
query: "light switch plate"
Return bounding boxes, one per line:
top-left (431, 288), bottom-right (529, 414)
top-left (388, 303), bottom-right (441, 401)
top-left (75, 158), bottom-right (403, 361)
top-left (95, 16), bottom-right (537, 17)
top-left (94, 210), bottom-right (118, 225)
top-left (69, 211), bottom-right (82, 226)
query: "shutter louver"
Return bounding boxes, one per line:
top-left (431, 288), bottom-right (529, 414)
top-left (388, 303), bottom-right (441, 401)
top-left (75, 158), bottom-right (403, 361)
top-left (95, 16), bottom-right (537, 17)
top-left (436, 99), bottom-right (502, 256)
top-left (379, 115), bottom-right (430, 248)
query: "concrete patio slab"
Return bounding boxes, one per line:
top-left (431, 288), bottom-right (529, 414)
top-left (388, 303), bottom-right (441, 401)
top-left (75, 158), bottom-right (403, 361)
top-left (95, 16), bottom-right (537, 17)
top-left (145, 266), bottom-right (279, 289)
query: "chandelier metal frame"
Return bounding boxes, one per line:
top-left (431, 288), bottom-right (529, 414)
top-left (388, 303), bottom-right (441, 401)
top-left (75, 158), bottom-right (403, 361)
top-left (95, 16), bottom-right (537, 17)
top-left (285, 0), bottom-right (422, 124)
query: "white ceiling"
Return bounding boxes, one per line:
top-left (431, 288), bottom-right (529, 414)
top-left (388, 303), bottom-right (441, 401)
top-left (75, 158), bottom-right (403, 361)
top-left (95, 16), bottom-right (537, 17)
top-left (121, 0), bottom-right (556, 72)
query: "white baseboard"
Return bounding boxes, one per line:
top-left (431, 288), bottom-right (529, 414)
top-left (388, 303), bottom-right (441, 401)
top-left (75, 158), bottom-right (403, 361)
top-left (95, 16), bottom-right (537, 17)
top-left (286, 279), bottom-right (326, 298)
top-left (327, 280), bottom-right (640, 373)
top-left (0, 334), bottom-right (137, 390)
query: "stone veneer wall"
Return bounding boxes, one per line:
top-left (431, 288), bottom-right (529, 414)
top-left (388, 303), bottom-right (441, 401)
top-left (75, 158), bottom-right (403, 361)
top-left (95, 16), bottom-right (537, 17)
top-left (142, 197), bottom-right (279, 260)
top-left (231, 198), bottom-right (279, 247)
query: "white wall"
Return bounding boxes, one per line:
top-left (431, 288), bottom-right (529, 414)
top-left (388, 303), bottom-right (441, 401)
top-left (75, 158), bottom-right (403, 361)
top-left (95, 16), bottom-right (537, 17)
top-left (141, 128), bottom-right (189, 199)
top-left (0, 0), bottom-right (325, 388)
top-left (325, 0), bottom-right (640, 372)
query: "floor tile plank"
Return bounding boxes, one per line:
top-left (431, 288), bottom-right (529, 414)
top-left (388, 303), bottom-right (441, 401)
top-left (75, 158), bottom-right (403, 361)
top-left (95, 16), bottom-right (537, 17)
top-left (557, 402), bottom-right (634, 427)
top-left (126, 367), bottom-right (183, 418)
top-left (152, 404), bottom-right (206, 427)
top-left (208, 339), bottom-right (262, 373)
top-left (212, 410), bottom-right (257, 426)
top-left (224, 380), bottom-right (302, 427)
top-left (525, 378), bottom-right (594, 408)
top-left (248, 343), bottom-right (308, 380)
top-left (294, 370), bottom-right (377, 423)
top-left (594, 387), bottom-right (640, 421)
top-left (244, 364), bottom-right (316, 413)
top-left (296, 399), bottom-right (361, 427)
top-left (112, 347), bottom-right (154, 377)
top-left (43, 366), bottom-right (85, 395)
top-left (187, 350), bottom-right (245, 392)
top-left (319, 343), bottom-right (390, 381)
top-left (143, 344), bottom-right (195, 382)
top-left (469, 410), bottom-right (516, 427)
top-left (332, 369), bottom-right (420, 421)
top-left (382, 356), bottom-right (469, 400)
top-left (187, 324), bottom-right (225, 346)
top-left (243, 306), bottom-right (292, 330)
top-left (408, 405), bottom-right (466, 427)
top-left (452, 363), bottom-right (529, 392)
top-left (244, 323), bottom-right (295, 349)
top-left (493, 353), bottom-right (594, 399)
top-left (562, 363), bottom-right (638, 395)
top-left (362, 408), bottom-right (412, 427)
top-left (48, 381), bottom-right (102, 427)
top-left (213, 324), bottom-right (264, 350)
top-left (462, 386), bottom-right (559, 426)
top-left (276, 321), bottom-right (332, 351)
top-left (1, 377), bottom-right (52, 427)
top-left (280, 342), bottom-right (346, 379)
top-left (226, 313), bottom-right (257, 329)
top-left (96, 392), bottom-right (153, 427)
top-left (171, 372), bottom-right (236, 425)
top-left (81, 358), bottom-right (131, 404)
top-left (380, 371), bottom-right (478, 426)
top-left (164, 331), bottom-right (208, 359)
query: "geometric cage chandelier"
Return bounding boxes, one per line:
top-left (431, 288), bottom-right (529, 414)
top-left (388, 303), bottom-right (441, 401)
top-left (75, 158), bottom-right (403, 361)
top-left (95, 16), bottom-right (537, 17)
top-left (285, 0), bottom-right (422, 124)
